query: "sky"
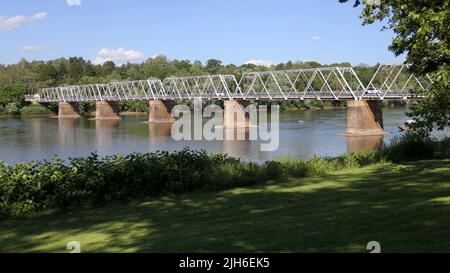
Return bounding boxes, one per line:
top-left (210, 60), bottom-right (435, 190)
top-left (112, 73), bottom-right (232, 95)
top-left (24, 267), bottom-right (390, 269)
top-left (0, 0), bottom-right (405, 66)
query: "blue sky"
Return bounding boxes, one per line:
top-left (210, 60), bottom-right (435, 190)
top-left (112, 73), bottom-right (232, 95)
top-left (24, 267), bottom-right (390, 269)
top-left (0, 0), bottom-right (404, 66)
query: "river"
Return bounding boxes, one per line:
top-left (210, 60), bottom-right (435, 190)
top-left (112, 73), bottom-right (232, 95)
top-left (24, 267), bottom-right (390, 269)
top-left (0, 108), bottom-right (447, 164)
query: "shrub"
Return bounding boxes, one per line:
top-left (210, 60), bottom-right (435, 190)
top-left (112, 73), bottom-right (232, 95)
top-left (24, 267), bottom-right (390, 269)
top-left (307, 100), bottom-right (324, 109)
top-left (0, 135), bottom-right (449, 218)
top-left (381, 132), bottom-right (442, 163)
top-left (435, 138), bottom-right (450, 158)
top-left (329, 150), bottom-right (382, 169)
top-left (119, 101), bottom-right (149, 112)
top-left (276, 157), bottom-right (309, 178)
top-left (0, 149), bottom-right (245, 217)
top-left (20, 104), bottom-right (53, 115)
top-left (276, 151), bottom-right (382, 179)
top-left (4, 102), bottom-right (20, 115)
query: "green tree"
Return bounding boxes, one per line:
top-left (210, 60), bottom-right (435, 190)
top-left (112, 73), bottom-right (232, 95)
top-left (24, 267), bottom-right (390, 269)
top-left (206, 59), bottom-right (222, 74)
top-left (102, 61), bottom-right (116, 76)
top-left (0, 84), bottom-right (26, 106)
top-left (4, 102), bottom-right (20, 115)
top-left (340, 0), bottom-right (450, 131)
top-left (68, 57), bottom-right (85, 83)
top-left (39, 63), bottom-right (58, 82)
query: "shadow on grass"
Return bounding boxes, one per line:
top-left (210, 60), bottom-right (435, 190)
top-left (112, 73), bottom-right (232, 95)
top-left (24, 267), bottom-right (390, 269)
top-left (1, 159), bottom-right (450, 252)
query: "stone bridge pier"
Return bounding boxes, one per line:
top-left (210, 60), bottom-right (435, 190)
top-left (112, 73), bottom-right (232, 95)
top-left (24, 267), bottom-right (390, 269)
top-left (148, 100), bottom-right (176, 124)
top-left (224, 100), bottom-right (251, 128)
top-left (95, 101), bottom-right (121, 120)
top-left (346, 100), bottom-right (385, 136)
top-left (58, 101), bottom-right (121, 119)
top-left (58, 102), bottom-right (81, 119)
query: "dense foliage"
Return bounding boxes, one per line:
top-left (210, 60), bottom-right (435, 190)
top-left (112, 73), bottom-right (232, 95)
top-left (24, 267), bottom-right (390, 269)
top-left (1, 134), bottom-right (448, 218)
top-left (340, 0), bottom-right (450, 131)
top-left (19, 104), bottom-right (52, 115)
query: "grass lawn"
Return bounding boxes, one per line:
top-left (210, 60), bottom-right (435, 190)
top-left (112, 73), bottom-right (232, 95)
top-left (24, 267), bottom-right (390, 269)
top-left (1, 159), bottom-right (450, 253)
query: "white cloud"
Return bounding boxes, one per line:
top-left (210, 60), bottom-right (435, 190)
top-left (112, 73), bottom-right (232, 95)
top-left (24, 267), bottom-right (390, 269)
top-left (22, 45), bottom-right (47, 52)
top-left (0, 12), bottom-right (47, 32)
top-left (244, 59), bottom-right (274, 67)
top-left (312, 35), bottom-right (322, 41)
top-left (93, 48), bottom-right (144, 65)
top-left (66, 0), bottom-right (81, 6)
top-left (0, 16), bottom-right (27, 32)
top-left (31, 12), bottom-right (48, 21)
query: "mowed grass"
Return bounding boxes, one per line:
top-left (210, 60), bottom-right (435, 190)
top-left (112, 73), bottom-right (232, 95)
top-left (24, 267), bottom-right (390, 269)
top-left (1, 159), bottom-right (450, 253)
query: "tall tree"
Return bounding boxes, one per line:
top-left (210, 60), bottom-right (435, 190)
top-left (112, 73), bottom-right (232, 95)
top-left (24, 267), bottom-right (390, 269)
top-left (68, 57), bottom-right (85, 83)
top-left (206, 59), bottom-right (222, 74)
top-left (340, 0), bottom-right (449, 131)
top-left (39, 63), bottom-right (58, 82)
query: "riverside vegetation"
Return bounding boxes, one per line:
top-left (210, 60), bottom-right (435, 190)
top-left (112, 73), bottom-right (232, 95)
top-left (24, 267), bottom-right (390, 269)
top-left (0, 133), bottom-right (449, 219)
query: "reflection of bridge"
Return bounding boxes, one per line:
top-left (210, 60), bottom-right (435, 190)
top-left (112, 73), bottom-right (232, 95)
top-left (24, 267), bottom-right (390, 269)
top-left (25, 64), bottom-right (432, 136)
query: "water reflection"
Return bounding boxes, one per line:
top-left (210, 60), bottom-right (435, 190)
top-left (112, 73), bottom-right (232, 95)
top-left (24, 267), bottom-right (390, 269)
top-left (222, 128), bottom-right (270, 161)
top-left (95, 119), bottom-right (120, 129)
top-left (95, 119), bottom-right (120, 151)
top-left (346, 135), bottom-right (383, 153)
top-left (57, 118), bottom-right (81, 153)
top-left (223, 128), bottom-right (250, 158)
top-left (148, 123), bottom-right (172, 143)
top-left (224, 127), bottom-right (250, 141)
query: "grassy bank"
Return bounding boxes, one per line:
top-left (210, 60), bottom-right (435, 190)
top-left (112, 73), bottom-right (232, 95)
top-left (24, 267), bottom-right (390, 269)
top-left (1, 159), bottom-right (449, 252)
top-left (1, 134), bottom-right (449, 218)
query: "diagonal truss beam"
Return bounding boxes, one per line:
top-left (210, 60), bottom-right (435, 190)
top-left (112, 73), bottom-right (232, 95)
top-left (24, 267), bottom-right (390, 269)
top-left (25, 64), bottom-right (432, 103)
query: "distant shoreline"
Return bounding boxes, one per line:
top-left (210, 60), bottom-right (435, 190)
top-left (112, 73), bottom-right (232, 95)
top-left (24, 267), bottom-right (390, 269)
top-left (0, 105), bottom-right (408, 118)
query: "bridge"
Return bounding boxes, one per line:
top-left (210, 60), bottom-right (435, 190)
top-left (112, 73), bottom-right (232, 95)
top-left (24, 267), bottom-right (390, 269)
top-left (25, 64), bottom-right (432, 136)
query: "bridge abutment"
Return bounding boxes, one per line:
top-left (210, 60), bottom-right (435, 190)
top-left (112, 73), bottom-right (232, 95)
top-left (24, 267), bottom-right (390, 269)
top-left (95, 101), bottom-right (121, 120)
top-left (224, 100), bottom-right (251, 128)
top-left (148, 100), bottom-right (176, 124)
top-left (58, 102), bottom-right (81, 119)
top-left (346, 100), bottom-right (385, 136)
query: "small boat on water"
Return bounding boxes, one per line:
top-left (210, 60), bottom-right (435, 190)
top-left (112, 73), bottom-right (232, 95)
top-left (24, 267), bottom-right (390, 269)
top-left (398, 119), bottom-right (416, 132)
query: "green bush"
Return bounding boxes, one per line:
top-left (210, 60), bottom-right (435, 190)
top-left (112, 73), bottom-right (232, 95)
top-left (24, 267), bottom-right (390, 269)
top-left (380, 132), bottom-right (448, 163)
top-left (0, 149), bottom-right (259, 217)
top-left (276, 151), bottom-right (382, 179)
top-left (4, 102), bottom-right (20, 115)
top-left (306, 100), bottom-right (324, 109)
top-left (78, 102), bottom-right (96, 116)
top-left (1, 135), bottom-right (449, 218)
top-left (119, 101), bottom-right (149, 112)
top-left (276, 157), bottom-right (309, 178)
top-left (20, 104), bottom-right (53, 115)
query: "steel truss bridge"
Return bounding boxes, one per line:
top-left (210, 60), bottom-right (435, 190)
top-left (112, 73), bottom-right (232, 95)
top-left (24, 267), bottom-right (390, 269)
top-left (25, 64), bottom-right (432, 103)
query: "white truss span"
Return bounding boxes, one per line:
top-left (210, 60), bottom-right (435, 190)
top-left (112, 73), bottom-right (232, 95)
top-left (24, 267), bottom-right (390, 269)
top-left (236, 67), bottom-right (365, 100)
top-left (25, 64), bottom-right (431, 103)
top-left (363, 64), bottom-right (433, 100)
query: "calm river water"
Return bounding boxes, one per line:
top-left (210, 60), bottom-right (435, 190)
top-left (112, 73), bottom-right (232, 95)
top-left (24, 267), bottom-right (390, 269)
top-left (0, 108), bottom-right (447, 164)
